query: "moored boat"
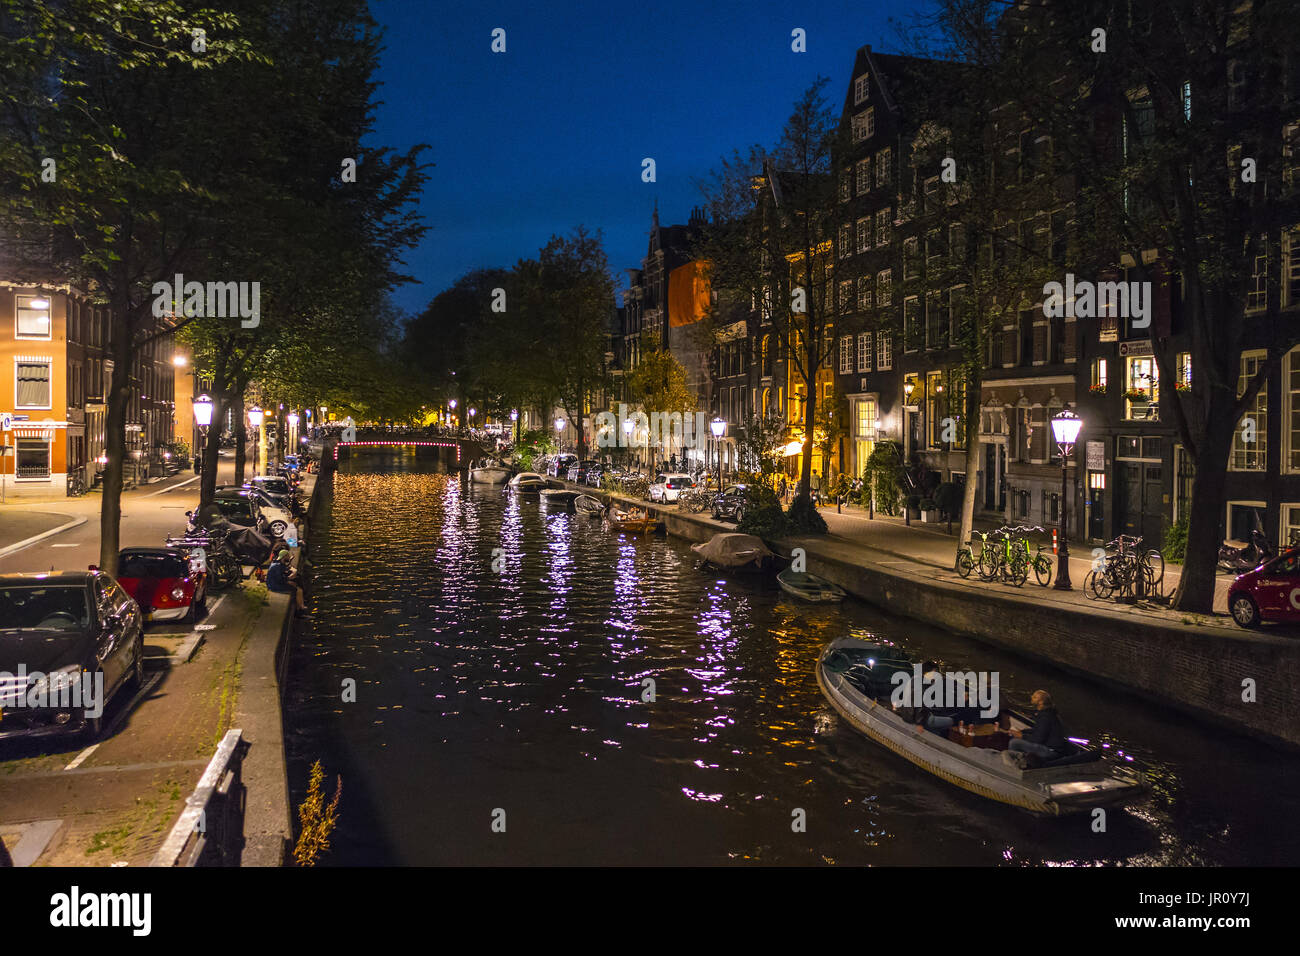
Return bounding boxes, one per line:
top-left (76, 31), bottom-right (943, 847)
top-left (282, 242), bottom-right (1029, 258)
top-left (816, 637), bottom-right (1149, 815)
top-left (690, 532), bottom-right (774, 571)
top-left (469, 460), bottom-right (511, 484)
top-left (540, 488), bottom-right (580, 504)
top-left (778, 569), bottom-right (846, 602)
top-left (508, 471), bottom-right (548, 492)
top-left (574, 494), bottom-right (605, 517)
top-left (605, 506), bottom-right (656, 533)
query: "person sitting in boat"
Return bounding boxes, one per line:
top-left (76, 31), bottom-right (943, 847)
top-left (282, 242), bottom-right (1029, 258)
top-left (1007, 690), bottom-right (1068, 760)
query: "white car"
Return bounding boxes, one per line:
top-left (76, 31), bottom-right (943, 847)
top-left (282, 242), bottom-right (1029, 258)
top-left (649, 473), bottom-right (697, 503)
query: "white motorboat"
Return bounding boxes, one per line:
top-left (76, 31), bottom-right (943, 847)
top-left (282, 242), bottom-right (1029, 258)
top-left (816, 637), bottom-right (1149, 815)
top-left (508, 471), bottom-right (548, 492)
top-left (469, 460), bottom-right (511, 484)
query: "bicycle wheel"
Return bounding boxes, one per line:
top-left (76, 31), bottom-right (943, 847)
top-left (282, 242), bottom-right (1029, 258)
top-left (1033, 554), bottom-right (1053, 587)
top-left (956, 549), bottom-right (974, 578)
top-left (1144, 550), bottom-right (1165, 588)
top-left (1094, 568), bottom-right (1116, 600)
top-left (1083, 570), bottom-right (1100, 600)
top-left (978, 549), bottom-right (1000, 581)
top-left (1008, 557), bottom-right (1028, 587)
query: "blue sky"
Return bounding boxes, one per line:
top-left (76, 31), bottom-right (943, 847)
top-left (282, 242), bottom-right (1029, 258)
top-left (370, 0), bottom-right (919, 314)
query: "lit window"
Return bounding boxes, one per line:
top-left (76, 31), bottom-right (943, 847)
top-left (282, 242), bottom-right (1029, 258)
top-left (854, 73), bottom-right (870, 105)
top-left (857, 331), bottom-right (872, 372)
top-left (16, 294), bottom-right (51, 338)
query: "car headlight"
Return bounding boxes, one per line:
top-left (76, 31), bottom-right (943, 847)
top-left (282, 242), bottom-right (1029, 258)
top-left (31, 665), bottom-right (84, 698)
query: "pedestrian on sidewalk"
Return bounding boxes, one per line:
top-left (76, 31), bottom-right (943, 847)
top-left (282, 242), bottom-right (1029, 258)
top-left (267, 549), bottom-right (307, 613)
top-left (811, 470), bottom-right (823, 506)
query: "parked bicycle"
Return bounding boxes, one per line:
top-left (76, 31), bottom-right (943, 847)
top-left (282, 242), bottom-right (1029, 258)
top-left (166, 530), bottom-right (241, 591)
top-left (955, 529), bottom-right (993, 579)
top-left (677, 487), bottom-right (715, 514)
top-left (982, 526), bottom-right (1030, 587)
top-left (1083, 534), bottom-right (1164, 601)
top-left (66, 472), bottom-right (87, 497)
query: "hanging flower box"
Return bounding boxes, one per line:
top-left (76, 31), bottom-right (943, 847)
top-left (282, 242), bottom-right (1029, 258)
top-left (1175, 381), bottom-right (1191, 392)
top-left (1123, 389), bottom-right (1150, 403)
top-left (1088, 383), bottom-right (1107, 395)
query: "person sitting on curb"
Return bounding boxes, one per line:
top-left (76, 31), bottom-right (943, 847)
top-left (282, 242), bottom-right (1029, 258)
top-left (1008, 689), bottom-right (1067, 760)
top-left (266, 549), bottom-right (307, 614)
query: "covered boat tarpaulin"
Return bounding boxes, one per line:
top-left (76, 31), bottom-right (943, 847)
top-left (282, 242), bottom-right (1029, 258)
top-left (690, 533), bottom-right (773, 569)
top-left (227, 526), bottom-right (273, 565)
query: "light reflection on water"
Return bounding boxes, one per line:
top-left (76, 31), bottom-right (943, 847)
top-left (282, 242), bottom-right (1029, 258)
top-left (284, 468), bottom-right (1300, 866)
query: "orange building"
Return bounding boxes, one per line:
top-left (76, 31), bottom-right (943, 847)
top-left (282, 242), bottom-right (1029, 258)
top-left (1, 279), bottom-right (179, 498)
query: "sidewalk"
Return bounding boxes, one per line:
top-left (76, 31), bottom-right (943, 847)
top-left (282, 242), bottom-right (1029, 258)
top-left (812, 501), bottom-right (1234, 616)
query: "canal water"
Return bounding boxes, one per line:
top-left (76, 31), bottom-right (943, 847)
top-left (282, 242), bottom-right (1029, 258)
top-left (283, 455), bottom-right (1300, 865)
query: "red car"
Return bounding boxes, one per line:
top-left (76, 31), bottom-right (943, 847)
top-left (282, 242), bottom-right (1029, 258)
top-left (1228, 546), bottom-right (1300, 628)
top-left (115, 547), bottom-right (207, 624)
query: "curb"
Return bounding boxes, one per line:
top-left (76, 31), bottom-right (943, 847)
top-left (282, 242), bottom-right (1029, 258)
top-left (0, 515), bottom-right (87, 559)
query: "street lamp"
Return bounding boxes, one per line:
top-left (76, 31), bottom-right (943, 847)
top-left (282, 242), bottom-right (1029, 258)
top-left (510, 408), bottom-right (519, 445)
top-left (710, 417), bottom-right (726, 491)
top-left (555, 416), bottom-right (566, 453)
top-left (1050, 408), bottom-right (1083, 591)
top-left (193, 393), bottom-right (213, 476)
top-left (172, 354), bottom-right (188, 367)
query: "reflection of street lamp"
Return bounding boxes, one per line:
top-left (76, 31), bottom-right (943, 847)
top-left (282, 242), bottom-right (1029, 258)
top-left (1051, 408), bottom-right (1083, 591)
top-left (710, 418), bottom-right (726, 491)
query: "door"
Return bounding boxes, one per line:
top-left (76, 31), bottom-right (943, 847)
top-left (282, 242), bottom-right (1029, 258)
top-left (92, 578), bottom-right (124, 693)
top-left (1117, 463), bottom-right (1163, 542)
top-left (984, 443), bottom-right (996, 510)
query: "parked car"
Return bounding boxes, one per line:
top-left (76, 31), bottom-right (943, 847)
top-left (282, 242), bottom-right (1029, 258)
top-left (246, 476), bottom-right (301, 514)
top-left (214, 485), bottom-right (295, 538)
top-left (0, 571), bottom-right (144, 741)
top-left (648, 473), bottom-right (697, 503)
top-left (208, 490), bottom-right (262, 529)
top-left (547, 454), bottom-right (577, 478)
top-left (711, 484), bottom-right (750, 522)
top-left (1228, 546), bottom-right (1300, 628)
top-left (567, 459), bottom-right (600, 484)
top-left (116, 547), bottom-right (207, 624)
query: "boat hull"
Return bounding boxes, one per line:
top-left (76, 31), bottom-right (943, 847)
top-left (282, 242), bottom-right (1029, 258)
top-left (778, 571), bottom-right (846, 602)
top-left (816, 641), bottom-right (1147, 815)
top-left (470, 467), bottom-right (510, 484)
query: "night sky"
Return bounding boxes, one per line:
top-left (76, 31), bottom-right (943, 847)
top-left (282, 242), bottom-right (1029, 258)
top-left (369, 0), bottom-right (918, 315)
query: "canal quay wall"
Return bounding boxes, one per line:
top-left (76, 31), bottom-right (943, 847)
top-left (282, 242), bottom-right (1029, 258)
top-left (603, 492), bottom-right (1300, 751)
top-left (236, 464), bottom-right (329, 866)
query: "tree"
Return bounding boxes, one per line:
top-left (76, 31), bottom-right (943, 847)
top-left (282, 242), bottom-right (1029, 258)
top-left (736, 410), bottom-right (786, 477)
top-left (519, 227), bottom-right (616, 459)
top-left (626, 330), bottom-right (697, 468)
top-left (699, 79), bottom-right (844, 518)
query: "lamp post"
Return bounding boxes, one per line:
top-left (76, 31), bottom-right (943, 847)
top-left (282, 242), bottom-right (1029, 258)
top-left (193, 393), bottom-right (213, 476)
top-left (555, 416), bottom-right (566, 454)
top-left (511, 408), bottom-right (519, 445)
top-left (710, 418), bottom-right (726, 491)
top-left (1051, 408), bottom-right (1082, 591)
top-left (623, 418), bottom-right (634, 471)
top-left (448, 398), bottom-right (458, 431)
top-left (248, 405), bottom-right (264, 477)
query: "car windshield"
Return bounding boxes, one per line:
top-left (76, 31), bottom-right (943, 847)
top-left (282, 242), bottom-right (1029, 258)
top-left (0, 585), bottom-right (91, 631)
top-left (119, 554), bottom-right (188, 578)
top-left (256, 479), bottom-right (290, 494)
